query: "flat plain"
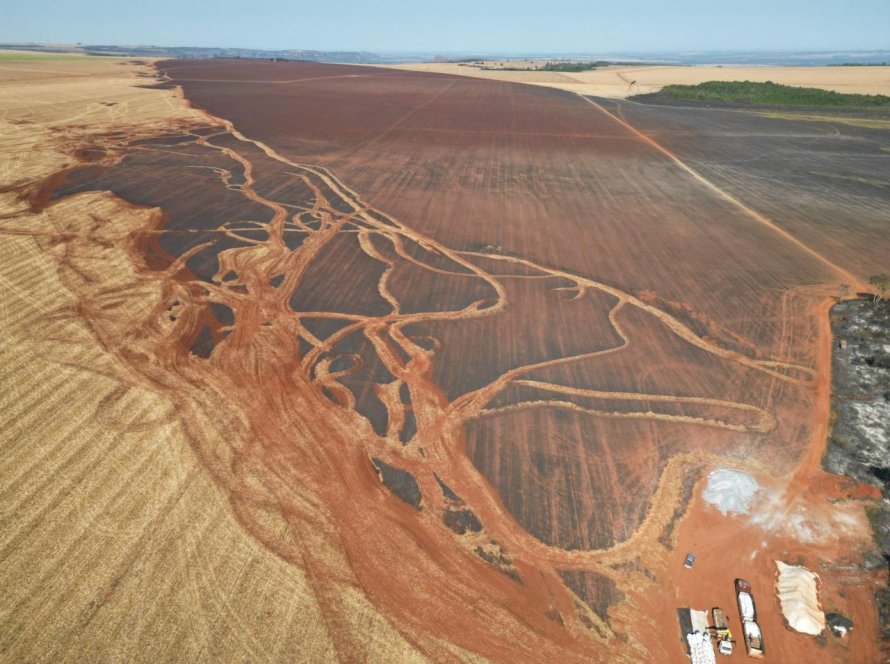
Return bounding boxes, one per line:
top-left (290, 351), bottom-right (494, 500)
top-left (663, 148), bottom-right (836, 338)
top-left (387, 61), bottom-right (890, 98)
top-left (1, 56), bottom-right (887, 662)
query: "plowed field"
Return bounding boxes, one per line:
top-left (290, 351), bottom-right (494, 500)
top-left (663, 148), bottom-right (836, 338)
top-left (2, 58), bottom-right (886, 662)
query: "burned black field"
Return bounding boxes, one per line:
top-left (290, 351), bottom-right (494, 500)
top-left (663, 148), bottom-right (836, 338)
top-left (602, 97), bottom-right (890, 280)
top-left (6, 57), bottom-right (888, 663)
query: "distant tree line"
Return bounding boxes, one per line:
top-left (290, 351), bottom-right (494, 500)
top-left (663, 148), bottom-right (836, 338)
top-left (660, 80), bottom-right (890, 108)
top-left (478, 60), bottom-right (653, 72)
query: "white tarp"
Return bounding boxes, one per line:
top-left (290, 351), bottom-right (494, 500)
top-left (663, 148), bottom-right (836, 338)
top-left (775, 561), bottom-right (826, 635)
top-left (737, 592), bottom-right (755, 621)
top-left (690, 609), bottom-right (710, 633)
top-left (686, 632), bottom-right (716, 664)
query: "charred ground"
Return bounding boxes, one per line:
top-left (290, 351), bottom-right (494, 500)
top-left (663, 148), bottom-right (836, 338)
top-left (826, 298), bottom-right (890, 650)
top-left (11, 58), bottom-right (887, 662)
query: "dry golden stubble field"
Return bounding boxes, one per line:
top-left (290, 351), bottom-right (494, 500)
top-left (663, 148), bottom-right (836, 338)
top-left (1, 55), bottom-right (885, 663)
top-left (386, 61), bottom-right (890, 98)
top-left (0, 57), bottom-right (432, 664)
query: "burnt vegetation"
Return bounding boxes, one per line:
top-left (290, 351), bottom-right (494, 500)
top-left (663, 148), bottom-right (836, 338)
top-left (31, 58), bottom-right (883, 662)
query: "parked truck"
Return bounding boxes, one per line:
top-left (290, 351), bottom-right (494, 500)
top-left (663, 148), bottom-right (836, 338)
top-left (711, 607), bottom-right (734, 656)
top-left (736, 579), bottom-right (757, 621)
top-left (735, 579), bottom-right (764, 659)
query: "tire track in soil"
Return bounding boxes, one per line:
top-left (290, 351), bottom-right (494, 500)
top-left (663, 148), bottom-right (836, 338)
top-left (17, 69), bottom-right (834, 663)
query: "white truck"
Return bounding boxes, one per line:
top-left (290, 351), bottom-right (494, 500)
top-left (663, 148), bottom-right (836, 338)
top-left (735, 579), bottom-right (765, 659)
top-left (686, 631), bottom-right (716, 664)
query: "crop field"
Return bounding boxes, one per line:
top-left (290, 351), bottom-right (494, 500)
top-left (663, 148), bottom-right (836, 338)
top-left (0, 49), bottom-right (96, 61)
top-left (388, 61), bottom-right (890, 98)
top-left (596, 97), bottom-right (890, 279)
top-left (1, 58), bottom-right (887, 662)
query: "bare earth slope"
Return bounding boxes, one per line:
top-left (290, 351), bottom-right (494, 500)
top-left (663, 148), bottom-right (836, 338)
top-left (1, 58), bottom-right (886, 662)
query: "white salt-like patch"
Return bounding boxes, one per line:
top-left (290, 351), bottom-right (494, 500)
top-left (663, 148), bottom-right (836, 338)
top-left (703, 470), bottom-right (866, 544)
top-left (702, 469), bottom-right (761, 515)
top-left (750, 489), bottom-right (862, 544)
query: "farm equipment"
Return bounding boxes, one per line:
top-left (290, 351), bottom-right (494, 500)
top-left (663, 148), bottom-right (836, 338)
top-left (711, 607), bottom-right (734, 656)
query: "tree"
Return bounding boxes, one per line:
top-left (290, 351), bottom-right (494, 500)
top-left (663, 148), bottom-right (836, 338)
top-left (835, 283), bottom-right (853, 302)
top-left (869, 273), bottom-right (890, 302)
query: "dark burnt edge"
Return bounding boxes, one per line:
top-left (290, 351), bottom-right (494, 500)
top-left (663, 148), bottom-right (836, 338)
top-left (371, 457), bottom-right (423, 509)
top-left (10, 70), bottom-right (252, 365)
top-left (824, 297), bottom-right (890, 645)
top-left (435, 473), bottom-right (462, 502)
top-left (443, 508), bottom-right (482, 535)
top-left (473, 541), bottom-right (522, 583)
top-left (558, 569), bottom-right (624, 639)
top-left (658, 463), bottom-right (705, 550)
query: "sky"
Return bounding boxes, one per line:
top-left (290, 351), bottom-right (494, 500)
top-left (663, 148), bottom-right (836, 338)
top-left (1, 0), bottom-right (888, 53)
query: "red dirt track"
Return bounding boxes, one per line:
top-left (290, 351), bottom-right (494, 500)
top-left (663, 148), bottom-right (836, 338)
top-left (41, 59), bottom-right (884, 661)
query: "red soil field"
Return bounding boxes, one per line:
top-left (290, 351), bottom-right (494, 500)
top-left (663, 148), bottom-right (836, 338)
top-left (41, 59), bottom-right (883, 661)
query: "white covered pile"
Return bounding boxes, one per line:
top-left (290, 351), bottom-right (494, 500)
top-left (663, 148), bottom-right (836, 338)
top-left (686, 632), bottom-right (716, 664)
top-left (775, 561), bottom-right (826, 635)
top-left (702, 469), bottom-right (761, 515)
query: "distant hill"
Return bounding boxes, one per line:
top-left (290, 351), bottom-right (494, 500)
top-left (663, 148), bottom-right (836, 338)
top-left (3, 44), bottom-right (890, 66)
top-left (0, 43), bottom-right (401, 64)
